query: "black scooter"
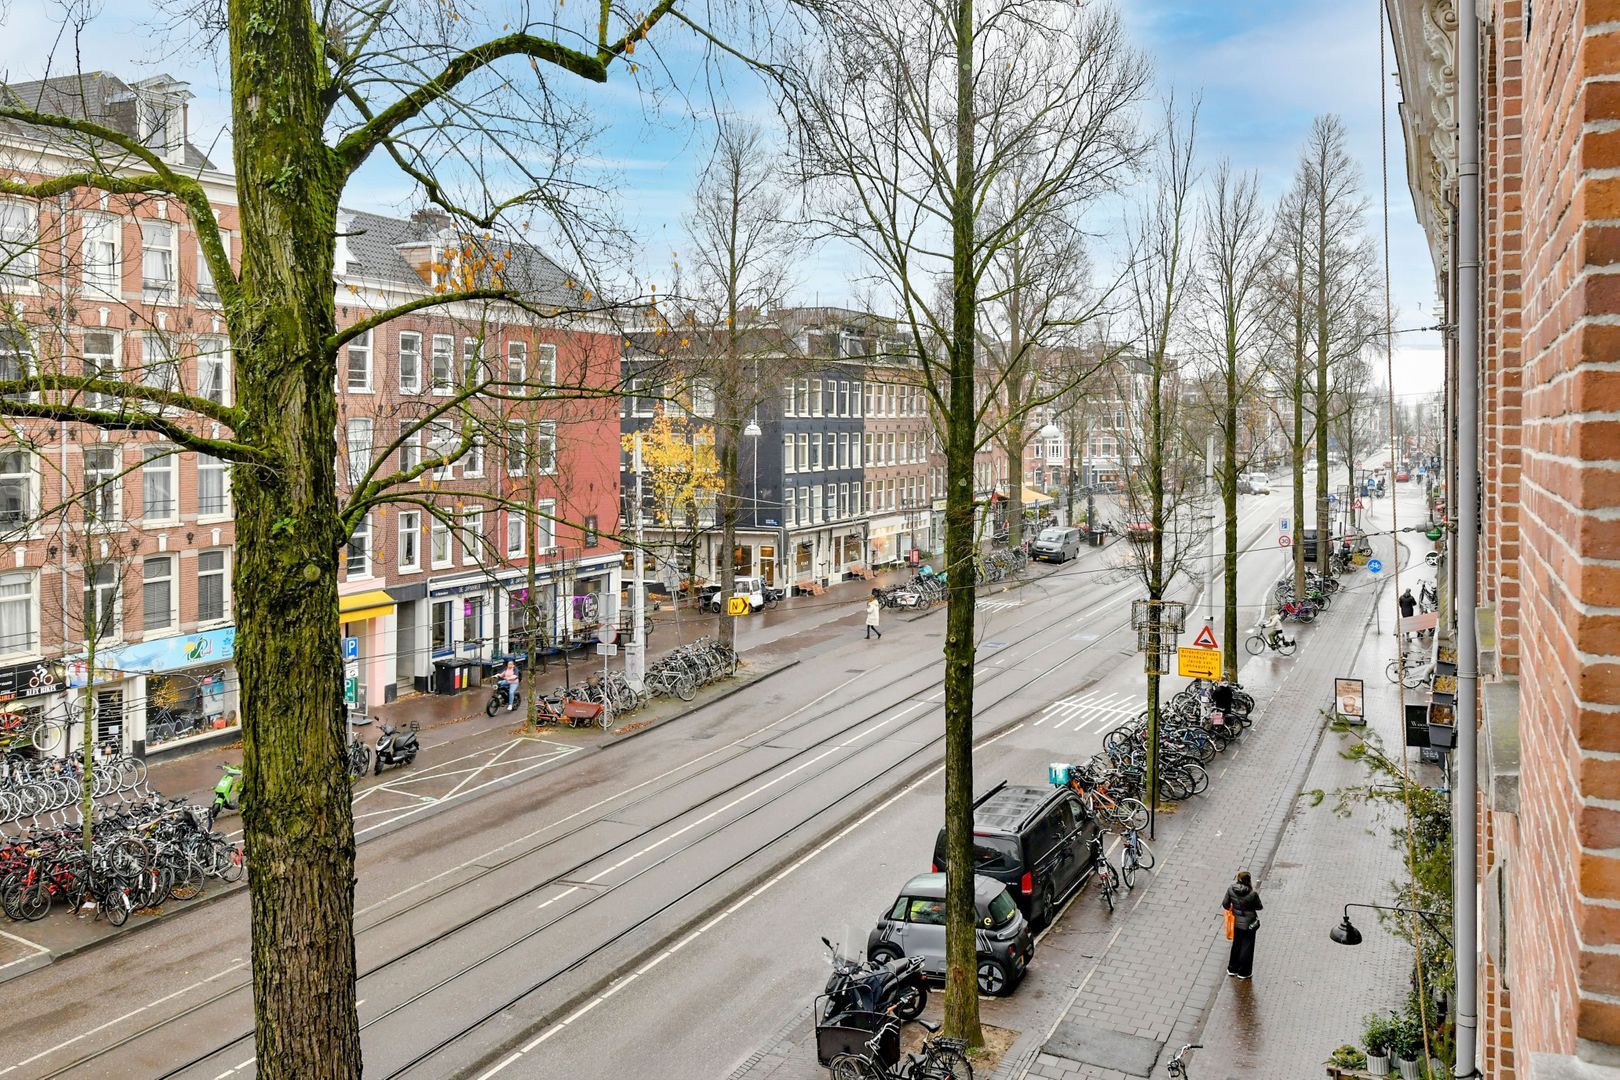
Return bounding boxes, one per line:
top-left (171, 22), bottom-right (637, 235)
top-left (373, 721), bottom-right (420, 774)
top-left (820, 937), bottom-right (927, 1021)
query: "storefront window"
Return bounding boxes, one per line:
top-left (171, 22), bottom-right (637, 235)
top-left (430, 600), bottom-right (453, 655)
top-left (146, 671), bottom-right (233, 746)
top-left (462, 596), bottom-right (485, 652)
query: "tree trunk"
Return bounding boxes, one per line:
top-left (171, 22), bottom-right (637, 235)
top-left (1005, 444), bottom-right (1023, 548)
top-left (80, 633), bottom-right (96, 858)
top-left (1292, 364), bottom-right (1306, 598)
top-left (1222, 365), bottom-right (1239, 682)
top-left (231, 3), bottom-right (361, 1072)
top-left (941, 0), bottom-right (982, 1046)
top-left (717, 414), bottom-right (739, 649)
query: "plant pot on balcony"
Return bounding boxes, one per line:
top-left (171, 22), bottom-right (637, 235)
top-left (1396, 1058), bottom-right (1420, 1079)
top-left (1365, 1052), bottom-right (1390, 1077)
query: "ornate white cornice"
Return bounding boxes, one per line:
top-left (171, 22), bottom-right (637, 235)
top-left (1388, 0), bottom-right (1460, 283)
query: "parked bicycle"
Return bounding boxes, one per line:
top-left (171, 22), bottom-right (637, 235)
top-left (1165, 1043), bottom-right (1201, 1079)
top-left (1088, 833), bottom-right (1122, 913)
top-left (828, 1016), bottom-right (972, 1080)
top-left (1119, 827), bottom-right (1154, 890)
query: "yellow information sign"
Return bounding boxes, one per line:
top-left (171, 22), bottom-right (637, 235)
top-left (1177, 646), bottom-right (1222, 680)
top-left (726, 596), bottom-right (751, 616)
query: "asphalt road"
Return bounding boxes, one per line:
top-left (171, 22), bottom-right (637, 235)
top-left (0, 479), bottom-right (1397, 1080)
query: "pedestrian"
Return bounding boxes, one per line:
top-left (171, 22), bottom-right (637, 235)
top-left (1399, 588), bottom-right (1416, 619)
top-left (865, 589), bottom-right (883, 639)
top-left (1222, 870), bottom-right (1263, 979)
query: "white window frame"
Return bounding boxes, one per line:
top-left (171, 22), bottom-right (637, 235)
top-left (427, 421), bottom-right (455, 480)
top-left (142, 554), bottom-right (175, 633)
top-left (196, 228), bottom-right (228, 302)
top-left (463, 433), bottom-right (484, 478)
top-left (399, 420), bottom-right (421, 473)
top-left (196, 549), bottom-right (230, 625)
top-left (82, 329), bottom-right (119, 410)
top-left (399, 331), bottom-right (423, 394)
top-left (507, 509), bottom-right (526, 557)
top-left (0, 571), bottom-right (35, 658)
top-left (398, 510), bottom-right (422, 573)
top-left (430, 515), bottom-right (453, 568)
top-left (346, 328), bottom-right (373, 392)
top-left (461, 507), bottom-right (484, 565)
top-left (197, 337), bottom-right (230, 405)
top-left (535, 500), bottom-right (556, 550)
top-left (346, 514), bottom-right (372, 579)
top-left (81, 212), bottom-right (120, 298)
top-left (83, 446), bottom-right (119, 523)
top-left (783, 434), bottom-right (795, 473)
top-left (197, 453), bottom-right (230, 517)
top-left (141, 446), bottom-right (176, 523)
top-left (345, 417), bottom-right (374, 486)
top-left (534, 421), bottom-right (557, 475)
top-left (506, 421), bottom-right (527, 477)
top-left (430, 334), bottom-right (455, 393)
top-left (782, 381), bottom-right (795, 417)
top-left (463, 336), bottom-right (484, 387)
top-left (0, 449), bottom-right (32, 535)
top-left (0, 200), bottom-right (37, 289)
top-left (535, 343), bottom-right (557, 385)
top-left (505, 340), bottom-right (527, 385)
top-left (140, 219), bottom-right (175, 301)
top-left (84, 563), bottom-right (120, 643)
top-left (139, 332), bottom-right (179, 404)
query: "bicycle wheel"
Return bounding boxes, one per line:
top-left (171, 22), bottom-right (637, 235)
top-left (674, 674), bottom-right (696, 702)
top-left (917, 1047), bottom-right (974, 1080)
top-left (829, 1054), bottom-right (881, 1080)
top-left (1385, 659), bottom-right (1401, 683)
top-left (1131, 837), bottom-right (1155, 869)
top-left (1101, 872), bottom-right (1116, 912)
top-left (168, 857), bottom-right (206, 901)
top-left (1277, 637), bottom-right (1298, 657)
top-left (1116, 798), bottom-right (1149, 831)
top-left (1121, 852), bottom-right (1137, 890)
top-left (1245, 634), bottom-right (1265, 656)
top-left (30, 719), bottom-right (65, 753)
top-left (103, 885), bottom-right (131, 926)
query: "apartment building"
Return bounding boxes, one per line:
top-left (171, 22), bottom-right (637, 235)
top-left (0, 72), bottom-right (619, 757)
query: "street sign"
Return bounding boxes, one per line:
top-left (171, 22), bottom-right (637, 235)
top-left (1177, 647), bottom-right (1222, 680)
top-left (595, 642), bottom-right (618, 656)
top-left (1279, 518), bottom-right (1289, 531)
top-left (1327, 493), bottom-right (1338, 502)
top-left (1353, 499), bottom-right (1365, 510)
top-left (1367, 558), bottom-right (1383, 574)
top-left (1334, 677), bottom-right (1365, 724)
top-left (726, 596), bottom-right (751, 616)
top-left (343, 636), bottom-right (359, 661)
top-left (1278, 535), bottom-right (1293, 547)
top-left (1191, 625), bottom-right (1218, 650)
top-left (344, 661), bottom-right (359, 706)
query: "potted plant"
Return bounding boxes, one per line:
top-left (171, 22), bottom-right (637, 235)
top-left (1391, 1015), bottom-right (1423, 1079)
top-left (1326, 1045), bottom-right (1368, 1073)
top-left (1362, 1013), bottom-right (1395, 1077)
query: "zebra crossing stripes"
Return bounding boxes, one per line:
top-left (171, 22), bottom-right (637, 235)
top-left (1033, 689), bottom-right (1141, 733)
top-left (977, 598), bottom-right (1025, 613)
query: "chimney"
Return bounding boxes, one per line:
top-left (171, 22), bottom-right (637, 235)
top-left (410, 208), bottom-right (454, 231)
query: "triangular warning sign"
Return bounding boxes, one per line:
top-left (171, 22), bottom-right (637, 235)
top-left (1192, 625), bottom-right (1218, 650)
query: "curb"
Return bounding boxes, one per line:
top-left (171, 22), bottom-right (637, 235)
top-left (0, 657), bottom-right (804, 984)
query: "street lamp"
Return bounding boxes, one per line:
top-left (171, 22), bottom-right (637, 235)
top-left (1329, 902), bottom-right (1452, 948)
top-left (743, 416), bottom-right (761, 582)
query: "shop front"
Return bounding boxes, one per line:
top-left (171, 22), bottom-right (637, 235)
top-left (339, 588), bottom-right (396, 718)
top-left (69, 625), bottom-right (240, 757)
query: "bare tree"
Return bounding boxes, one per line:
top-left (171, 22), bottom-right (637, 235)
top-left (782, 0), bottom-right (1145, 1044)
top-left (1189, 161), bottom-right (1269, 679)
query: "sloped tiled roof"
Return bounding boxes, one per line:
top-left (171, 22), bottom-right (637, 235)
top-left (0, 71), bottom-right (216, 171)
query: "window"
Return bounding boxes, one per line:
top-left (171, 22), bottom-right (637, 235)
top-left (863, 434), bottom-right (872, 468)
top-left (399, 332), bottom-right (422, 393)
top-left (345, 418), bottom-right (373, 485)
top-left (506, 341), bottom-right (527, 385)
top-left (140, 333), bottom-right (179, 401)
top-left (84, 564), bottom-right (119, 640)
top-left (782, 382), bottom-right (795, 417)
top-left (82, 331), bottom-right (118, 409)
top-left (399, 421), bottom-right (420, 472)
top-left (197, 454), bottom-right (229, 516)
top-left (461, 508), bottom-right (484, 565)
top-left (0, 328), bottom-right (33, 403)
top-left (427, 421), bottom-right (455, 479)
top-left (0, 450), bottom-right (30, 530)
top-left (811, 485), bottom-right (822, 524)
top-left (197, 337), bottom-right (229, 405)
top-left (431, 600), bottom-right (453, 653)
top-left (811, 379), bottom-right (822, 416)
top-left (798, 487), bottom-right (809, 525)
top-left (691, 381), bottom-right (715, 418)
top-left (346, 328), bottom-right (372, 391)
top-left (534, 343), bottom-right (557, 385)
top-left (430, 334), bottom-right (454, 392)
top-left (142, 556), bottom-right (174, 632)
top-left (785, 485), bottom-right (797, 527)
top-left (346, 515), bottom-right (372, 577)
top-left (797, 433), bottom-right (809, 473)
top-left (534, 421), bottom-right (557, 474)
top-left (84, 447), bottom-right (118, 522)
top-left (141, 446), bottom-right (175, 520)
top-left (783, 434), bottom-right (795, 473)
top-left (630, 378), bottom-right (655, 417)
top-left (796, 379), bottom-right (810, 415)
top-left (197, 550), bottom-right (228, 623)
top-left (535, 500), bottom-right (556, 550)
top-left (854, 382), bottom-right (864, 417)
top-left (838, 382), bottom-right (849, 416)
top-left (375, 514), bottom-right (413, 581)
top-left (810, 433), bottom-right (822, 471)
top-left (840, 482), bottom-right (850, 517)
top-left (140, 220), bottom-right (175, 300)
top-left (0, 572), bottom-right (33, 656)
top-left (839, 432), bottom-right (850, 470)
top-left (82, 213), bottom-right (120, 296)
top-left (463, 434), bottom-right (483, 478)
top-left (430, 515), bottom-right (452, 568)
top-left (141, 97), bottom-right (174, 152)
top-left (196, 229), bottom-right (226, 301)
top-left (0, 201), bottom-right (37, 286)
top-left (507, 510), bottom-right (526, 557)
top-left (506, 421), bottom-right (526, 476)
top-left (463, 337), bottom-right (484, 386)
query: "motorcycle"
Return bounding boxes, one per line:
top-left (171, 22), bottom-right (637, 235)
top-left (209, 763), bottom-right (243, 826)
top-left (820, 937), bottom-right (927, 1021)
top-left (485, 679), bottom-right (521, 717)
top-left (373, 721), bottom-right (420, 774)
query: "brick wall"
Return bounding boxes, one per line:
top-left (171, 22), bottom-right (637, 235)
top-left (1501, 0), bottom-right (1620, 1058)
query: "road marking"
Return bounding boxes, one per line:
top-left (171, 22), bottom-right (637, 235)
top-left (480, 724), bottom-right (1027, 1077)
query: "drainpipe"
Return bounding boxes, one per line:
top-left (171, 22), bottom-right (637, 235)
top-left (1453, 1), bottom-right (1481, 1075)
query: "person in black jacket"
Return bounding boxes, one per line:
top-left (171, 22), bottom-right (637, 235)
top-left (1222, 870), bottom-right (1263, 979)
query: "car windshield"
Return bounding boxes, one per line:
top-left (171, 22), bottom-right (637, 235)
top-left (981, 889), bottom-right (1019, 929)
top-left (1037, 529), bottom-right (1065, 542)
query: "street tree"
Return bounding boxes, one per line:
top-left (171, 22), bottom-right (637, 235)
top-left (1264, 172), bottom-right (1315, 600)
top-left (782, 0), bottom-right (1145, 1044)
top-left (624, 407), bottom-right (724, 599)
top-left (1188, 161), bottom-right (1270, 680)
top-left (0, 2), bottom-right (691, 1070)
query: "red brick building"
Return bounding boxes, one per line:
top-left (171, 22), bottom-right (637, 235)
top-left (1391, 1), bottom-right (1620, 1074)
top-left (0, 72), bottom-right (620, 757)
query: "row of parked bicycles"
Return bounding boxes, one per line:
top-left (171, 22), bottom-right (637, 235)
top-left (872, 548), bottom-right (1032, 612)
top-left (489, 637), bottom-right (740, 730)
top-left (0, 749), bottom-right (149, 825)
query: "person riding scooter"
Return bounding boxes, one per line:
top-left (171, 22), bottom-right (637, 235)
top-left (498, 659), bottom-right (521, 713)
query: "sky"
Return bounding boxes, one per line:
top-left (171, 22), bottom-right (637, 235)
top-left (0, 0), bottom-right (1445, 398)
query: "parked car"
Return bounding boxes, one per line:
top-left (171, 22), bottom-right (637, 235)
top-left (867, 872), bottom-right (1034, 996)
top-left (931, 782), bottom-right (1099, 930)
top-left (1239, 472), bottom-right (1271, 495)
top-left (1395, 470), bottom-right (1412, 482)
top-left (1031, 527), bottom-right (1082, 563)
top-left (698, 576), bottom-right (773, 613)
top-left (1125, 521), bottom-right (1155, 543)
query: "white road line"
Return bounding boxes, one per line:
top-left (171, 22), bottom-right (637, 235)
top-left (442, 738), bottom-right (521, 801)
top-left (479, 724), bottom-right (1027, 1077)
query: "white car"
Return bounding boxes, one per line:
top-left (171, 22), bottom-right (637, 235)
top-left (1240, 472), bottom-right (1271, 495)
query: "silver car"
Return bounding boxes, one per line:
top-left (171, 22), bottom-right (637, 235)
top-left (1031, 527), bottom-right (1081, 563)
top-left (866, 872), bottom-right (1034, 996)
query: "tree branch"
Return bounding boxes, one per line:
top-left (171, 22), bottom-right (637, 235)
top-left (0, 399), bottom-right (270, 464)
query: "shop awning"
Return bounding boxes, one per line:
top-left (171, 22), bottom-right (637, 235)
top-left (1021, 487), bottom-right (1054, 505)
top-left (339, 589), bottom-right (396, 623)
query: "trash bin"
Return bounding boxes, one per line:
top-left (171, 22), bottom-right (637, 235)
top-left (432, 659), bottom-right (481, 695)
top-left (1088, 529), bottom-right (1105, 547)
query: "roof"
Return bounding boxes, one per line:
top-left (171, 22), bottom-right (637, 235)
top-left (0, 72), bottom-right (215, 171)
top-left (339, 208), bottom-right (583, 308)
top-left (900, 873), bottom-right (1008, 902)
top-left (972, 784), bottom-right (1060, 834)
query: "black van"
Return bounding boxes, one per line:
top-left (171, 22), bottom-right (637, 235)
top-left (931, 782), bottom-right (1098, 930)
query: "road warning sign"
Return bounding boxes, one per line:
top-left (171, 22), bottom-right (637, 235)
top-left (1177, 647), bottom-right (1222, 680)
top-left (1192, 625), bottom-right (1218, 650)
top-left (726, 596), bottom-right (751, 616)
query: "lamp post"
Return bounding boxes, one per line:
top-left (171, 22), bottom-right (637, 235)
top-left (1329, 902), bottom-right (1452, 949)
top-left (744, 416), bottom-right (762, 583)
top-left (1038, 421), bottom-right (1061, 531)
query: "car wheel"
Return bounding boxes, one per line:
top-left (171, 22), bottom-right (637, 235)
top-left (977, 957), bottom-right (1012, 996)
top-left (868, 945), bottom-right (901, 965)
top-left (1033, 882), bottom-right (1056, 931)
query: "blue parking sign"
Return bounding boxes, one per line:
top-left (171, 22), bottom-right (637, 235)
top-left (344, 636), bottom-right (359, 661)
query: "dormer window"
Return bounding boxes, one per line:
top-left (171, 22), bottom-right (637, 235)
top-left (142, 99), bottom-right (172, 153)
top-left (129, 77), bottom-right (192, 165)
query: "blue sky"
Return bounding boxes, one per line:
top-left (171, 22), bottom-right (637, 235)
top-left (0, 0), bottom-right (1444, 395)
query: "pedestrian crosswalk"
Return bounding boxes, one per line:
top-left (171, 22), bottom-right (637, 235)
top-left (1033, 689), bottom-right (1141, 733)
top-left (977, 598), bottom-right (1025, 613)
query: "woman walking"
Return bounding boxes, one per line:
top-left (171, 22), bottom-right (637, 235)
top-left (865, 590), bottom-right (883, 639)
top-left (1222, 870), bottom-right (1263, 979)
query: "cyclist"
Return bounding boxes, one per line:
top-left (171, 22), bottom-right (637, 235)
top-left (1259, 611), bottom-right (1286, 651)
top-left (498, 659), bottom-right (521, 712)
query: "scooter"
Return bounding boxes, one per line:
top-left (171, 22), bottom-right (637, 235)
top-left (209, 763), bottom-right (243, 826)
top-left (484, 680), bottom-right (521, 717)
top-left (373, 721), bottom-right (420, 775)
top-left (820, 937), bottom-right (928, 1021)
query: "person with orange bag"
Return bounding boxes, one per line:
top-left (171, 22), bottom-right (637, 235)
top-left (1221, 870), bottom-right (1264, 979)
